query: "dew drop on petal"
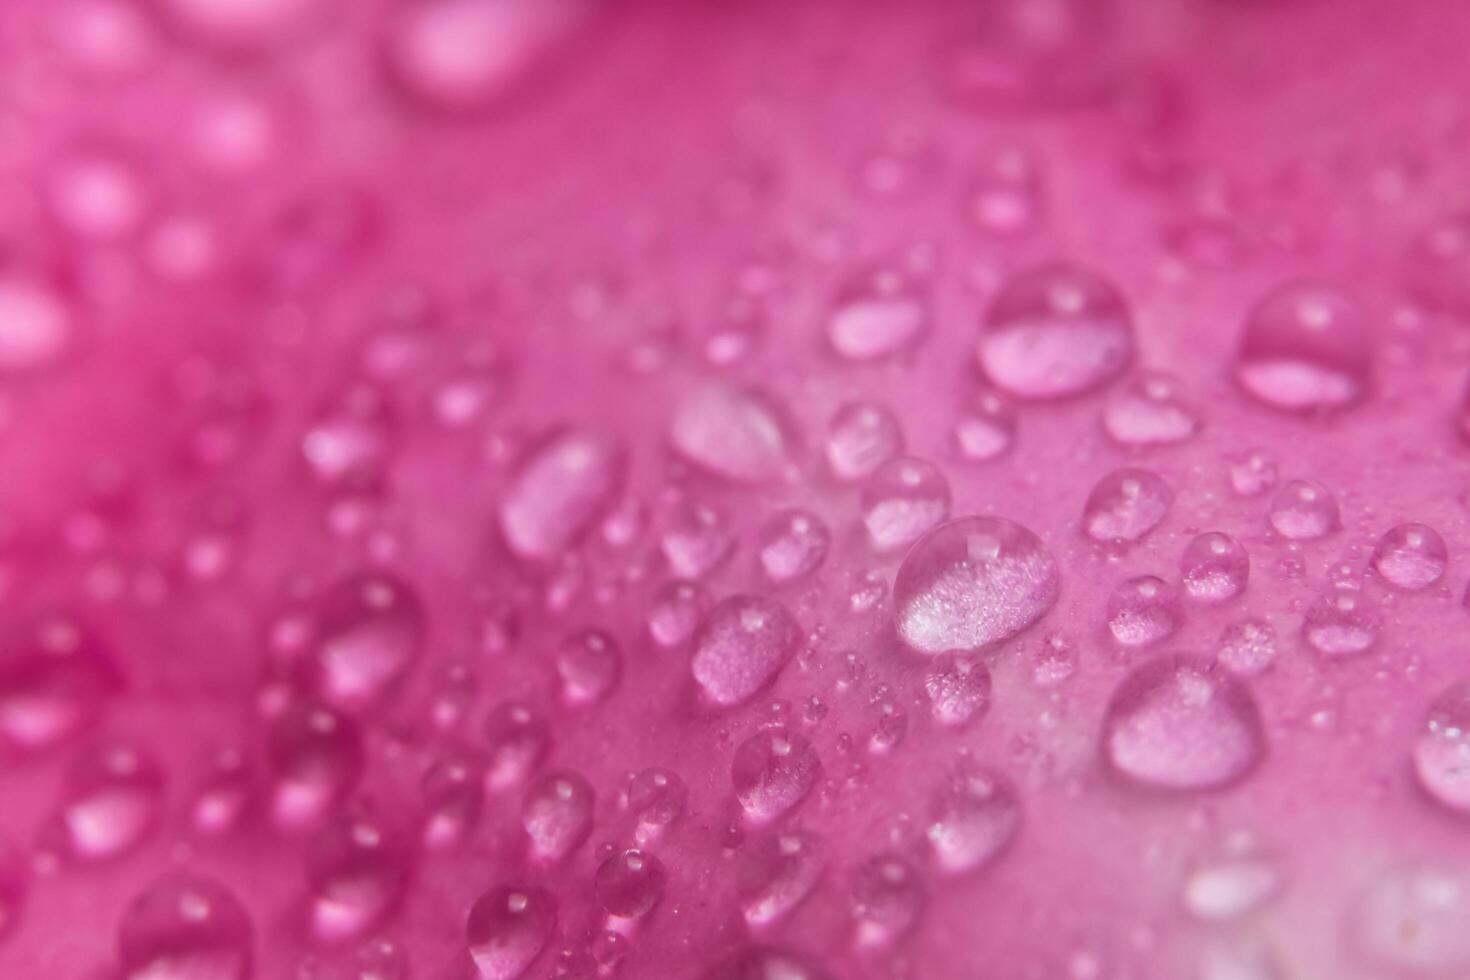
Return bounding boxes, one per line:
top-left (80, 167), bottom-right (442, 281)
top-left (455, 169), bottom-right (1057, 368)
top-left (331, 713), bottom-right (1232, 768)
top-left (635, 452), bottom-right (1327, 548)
top-left (1235, 280), bottom-right (1371, 413)
top-left (1371, 522), bottom-right (1447, 591)
top-left (305, 816), bottom-right (409, 944)
top-left (0, 615), bottom-right (117, 754)
top-left (737, 830), bottom-right (824, 927)
top-left (154, 0), bottom-right (326, 51)
top-left (925, 762), bottom-right (1020, 876)
top-left (466, 886), bottom-right (556, 980)
top-left (660, 501), bottom-right (736, 580)
top-left (267, 701), bottom-right (364, 832)
top-left (1106, 575), bottom-right (1182, 647)
top-left (894, 516), bottom-right (1060, 655)
top-left (1181, 532), bottom-right (1250, 603)
top-left (1103, 372), bottom-right (1201, 447)
top-left (1082, 467), bottom-right (1172, 545)
top-left (420, 751), bottom-right (484, 850)
top-left (1352, 866), bottom-right (1470, 977)
top-left (482, 701), bottom-right (549, 792)
top-left (732, 727), bottom-right (821, 824)
top-left (964, 143), bottom-right (1044, 237)
top-left (756, 509), bottom-right (830, 584)
top-left (555, 629), bottom-right (621, 708)
top-left (117, 873), bottom-right (252, 980)
top-left (825, 401), bottom-right (903, 483)
top-left (499, 430), bottom-right (623, 561)
top-left (924, 653), bottom-right (992, 727)
top-left (850, 854), bottom-right (924, 950)
top-left (1267, 479), bottom-right (1339, 541)
top-left (1102, 656), bottom-right (1265, 791)
top-left (1183, 857), bottom-right (1281, 922)
top-left (1414, 682), bottom-right (1470, 815)
top-left (860, 456), bottom-right (951, 553)
top-left (699, 946), bottom-right (830, 980)
top-left (594, 849), bottom-right (666, 919)
top-left (302, 573), bottom-right (425, 715)
top-left (53, 741), bottom-right (163, 861)
top-left (520, 770), bottom-right (594, 861)
top-left (826, 266), bottom-right (929, 361)
top-left (645, 580), bottom-right (709, 649)
top-left (690, 595), bottom-right (802, 709)
top-left (1302, 591), bottom-right (1379, 659)
top-left (0, 277), bottom-right (76, 373)
top-left (952, 390), bottom-right (1017, 462)
top-left (628, 767), bottom-right (686, 833)
top-left (1215, 618), bottom-right (1277, 677)
top-left (670, 384), bottom-right (790, 483)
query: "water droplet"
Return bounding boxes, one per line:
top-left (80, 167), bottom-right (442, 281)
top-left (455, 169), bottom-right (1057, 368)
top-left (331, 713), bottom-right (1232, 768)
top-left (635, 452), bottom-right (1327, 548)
top-left (1414, 682), bottom-right (1470, 814)
top-left (47, 146), bottom-right (148, 242)
top-left (894, 516), bottom-right (1060, 654)
top-left (1184, 857), bottom-right (1280, 921)
top-left (0, 615), bottom-right (117, 754)
top-left (483, 701), bottom-right (549, 791)
top-left (1181, 532), bottom-right (1250, 603)
top-left (1267, 479), bottom-right (1339, 541)
top-left (825, 401), bottom-right (903, 482)
top-left (1082, 468), bottom-right (1172, 545)
top-left (500, 430), bottom-right (623, 561)
top-left (627, 767), bottom-right (686, 836)
top-left (1372, 522), bottom-right (1447, 591)
top-left (51, 1), bottom-right (159, 80)
top-left (732, 728), bottom-right (821, 824)
top-left (755, 509), bottom-right (830, 585)
top-left (926, 762), bottom-right (1020, 875)
top-left (737, 830), bottom-right (823, 927)
top-left (1410, 215), bottom-right (1470, 320)
top-left (826, 266), bottom-right (929, 361)
top-left (421, 751), bottom-right (484, 850)
top-left (964, 144), bottom-right (1044, 237)
top-left (860, 456), bottom-right (951, 553)
top-left (1353, 866), bottom-right (1470, 976)
top-left (1216, 618), bottom-right (1277, 676)
top-left (1302, 591), bottom-right (1379, 658)
top-left (978, 263), bottom-right (1133, 400)
top-left (302, 573), bottom-right (425, 715)
top-left (1103, 372), bottom-right (1201, 447)
top-left (1227, 451), bottom-right (1278, 498)
top-left (117, 873), bottom-right (252, 980)
top-left (595, 849), bottom-right (665, 919)
top-left (305, 817), bottom-right (408, 944)
top-left (952, 390), bottom-right (1017, 462)
top-left (850, 854), bottom-right (924, 950)
top-left (1102, 656), bottom-right (1265, 791)
top-left (53, 741), bottom-right (163, 861)
top-left (0, 276), bottom-right (76, 372)
top-left (670, 384), bottom-right (789, 483)
top-left (1032, 633), bottom-right (1077, 686)
top-left (645, 580), bottom-right (709, 649)
top-left (302, 384), bottom-right (394, 491)
top-left (924, 653), bottom-right (992, 727)
top-left (1235, 280), bottom-right (1371, 413)
top-left (660, 501), bottom-right (736, 579)
top-left (267, 701), bottom-right (364, 831)
top-left (1106, 575), bottom-right (1182, 647)
top-left (466, 886), bottom-right (556, 980)
top-left (940, 0), bottom-right (1114, 112)
top-left (555, 629), bottom-right (621, 708)
top-left (521, 770), bottom-right (594, 861)
top-left (690, 595), bottom-right (802, 709)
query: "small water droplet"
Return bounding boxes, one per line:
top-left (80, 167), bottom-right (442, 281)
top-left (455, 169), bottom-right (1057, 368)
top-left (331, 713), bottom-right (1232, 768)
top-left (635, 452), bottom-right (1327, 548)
top-left (305, 817), bottom-right (408, 944)
top-left (1181, 532), bottom-right (1250, 603)
top-left (466, 885), bottom-right (556, 980)
top-left (826, 265), bottom-right (929, 361)
top-left (924, 653), bottom-right (993, 727)
top-left (755, 509), bottom-right (831, 585)
top-left (952, 390), bottom-right (1017, 462)
top-left (1082, 467), bottom-right (1172, 546)
top-left (850, 854), bottom-right (924, 950)
top-left (302, 573), bottom-right (425, 715)
top-left (737, 830), bottom-right (823, 927)
top-left (0, 276), bottom-right (77, 373)
top-left (521, 770), bottom-right (594, 861)
top-left (645, 580), bottom-right (709, 649)
top-left (595, 849), bottom-right (665, 919)
top-left (1302, 591), bottom-right (1379, 659)
top-left (1371, 522), bottom-right (1447, 591)
top-left (267, 701), bottom-right (364, 832)
top-left (1414, 681), bottom-right (1470, 814)
top-left (628, 767), bottom-right (686, 837)
top-left (1183, 857), bottom-right (1280, 921)
top-left (1215, 618), bottom-right (1277, 676)
top-left (926, 762), bottom-right (1019, 875)
top-left (1235, 280), bottom-right (1371, 413)
top-left (690, 595), bottom-right (802, 709)
top-left (732, 727), bottom-right (821, 824)
top-left (483, 701), bottom-right (549, 792)
top-left (52, 741), bottom-right (163, 861)
top-left (1267, 480), bottom-right (1339, 541)
top-left (555, 629), bottom-right (621, 708)
top-left (1353, 866), bottom-right (1470, 976)
top-left (1106, 575), bottom-right (1182, 647)
top-left (670, 384), bottom-right (790, 483)
top-left (500, 430), bottom-right (623, 561)
top-left (1103, 372), bottom-right (1200, 447)
top-left (860, 456), bottom-right (951, 553)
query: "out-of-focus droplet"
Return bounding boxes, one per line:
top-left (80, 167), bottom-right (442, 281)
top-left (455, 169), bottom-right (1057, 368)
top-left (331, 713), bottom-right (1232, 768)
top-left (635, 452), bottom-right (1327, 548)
top-left (305, 817), bottom-right (408, 944)
top-left (732, 727), bottom-right (820, 824)
top-left (646, 580), bottom-right (709, 649)
top-left (483, 701), bottom-right (548, 792)
top-left (1228, 451), bottom-right (1278, 498)
top-left (53, 741), bottom-right (162, 861)
top-left (555, 629), bottom-right (621, 708)
top-left (1184, 857), bottom-right (1280, 922)
top-left (978, 263), bottom-right (1133, 400)
top-left (0, 615), bottom-right (117, 754)
top-left (895, 517), bottom-right (1059, 654)
top-left (1267, 479), bottom-right (1339, 540)
top-left (191, 91), bottom-right (281, 177)
top-left (860, 456), bottom-right (951, 553)
top-left (1216, 619), bottom-right (1277, 677)
top-left (190, 748), bottom-right (252, 836)
top-left (1409, 215), bottom-right (1470, 320)
top-left (421, 751), bottom-right (484, 850)
top-left (155, 0), bottom-right (326, 51)
top-left (1352, 866), bottom-right (1470, 976)
top-left (117, 873), bottom-right (252, 980)
top-left (500, 429), bottom-right (623, 561)
top-left (301, 573), bottom-right (425, 715)
top-left (255, 185), bottom-right (376, 296)
top-left (1082, 467), bottom-right (1172, 545)
top-left (302, 383), bottom-right (394, 491)
top-left (826, 266), bottom-right (929, 361)
top-left (1103, 656), bottom-right (1265, 791)
top-left (952, 390), bottom-right (1017, 462)
top-left (738, 830), bottom-right (823, 927)
top-left (466, 886), bottom-right (556, 980)
top-left (690, 595), bottom-right (802, 709)
top-left (1103, 372), bottom-right (1200, 447)
top-left (699, 946), bottom-right (829, 980)
top-left (926, 762), bottom-right (1019, 875)
top-left (850, 854), bottom-right (924, 950)
top-left (1302, 591), bottom-right (1379, 659)
top-left (1414, 682), bottom-right (1470, 815)
top-left (628, 767), bottom-right (686, 836)
top-left (670, 384), bottom-right (790, 483)
top-left (1106, 575), bottom-right (1182, 647)
top-left (1371, 523), bottom-right (1447, 591)
top-left (939, 0), bottom-right (1115, 112)
top-left (1181, 532), bottom-right (1250, 603)
top-left (1235, 281), bottom-right (1371, 413)
top-left (0, 276), bottom-right (77, 373)
top-left (47, 147), bottom-right (148, 242)
top-left (660, 500), bottom-right (736, 579)
top-left (521, 770), bottom-right (594, 861)
top-left (756, 509), bottom-right (830, 584)
top-left (964, 144), bottom-right (1044, 237)
top-left (595, 849), bottom-right (665, 919)
top-left (51, 1), bottom-right (159, 79)
top-left (925, 653), bottom-right (992, 727)
top-left (825, 401), bottom-right (903, 482)
top-left (267, 701), bottom-right (364, 832)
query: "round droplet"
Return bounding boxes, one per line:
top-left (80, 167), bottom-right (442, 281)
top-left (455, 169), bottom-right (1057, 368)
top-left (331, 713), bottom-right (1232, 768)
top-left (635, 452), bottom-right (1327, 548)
top-left (645, 580), bottom-right (709, 649)
top-left (894, 516), bottom-right (1060, 654)
top-left (500, 430), bottom-right (623, 561)
top-left (964, 144), bottom-right (1044, 237)
top-left (1372, 523), bottom-right (1447, 591)
top-left (660, 501), bottom-right (736, 579)
top-left (1235, 280), bottom-right (1371, 413)
top-left (521, 770), bottom-right (594, 861)
top-left (117, 873), bottom-right (252, 980)
top-left (977, 263), bottom-right (1133, 400)
top-left (1410, 215), bottom-right (1470, 320)
top-left (628, 767), bottom-right (686, 833)
top-left (1103, 372), bottom-right (1200, 447)
top-left (756, 509), bottom-right (830, 584)
top-left (267, 701), bottom-right (364, 831)
top-left (732, 727), bottom-right (821, 824)
top-left (305, 817), bottom-right (408, 944)
top-left (301, 384), bottom-right (394, 491)
top-left (860, 456), bottom-right (951, 553)
top-left (926, 763), bottom-right (1019, 876)
top-left (825, 401), bottom-right (903, 482)
top-left (0, 276), bottom-right (76, 373)
top-left (1216, 619), bottom-right (1277, 676)
top-left (1102, 656), bottom-right (1265, 791)
top-left (826, 267), bottom-right (929, 361)
top-left (924, 653), bottom-right (992, 727)
top-left (670, 384), bottom-right (789, 482)
top-left (850, 854), bottom-right (924, 949)
top-left (0, 615), bottom-right (117, 754)
top-left (421, 751), bottom-right (484, 850)
top-left (951, 390), bottom-right (1017, 462)
top-left (1414, 682), bottom-right (1470, 814)
top-left (1228, 452), bottom-right (1278, 498)
top-left (1181, 532), bottom-right (1250, 603)
top-left (1267, 480), bottom-right (1339, 540)
top-left (737, 830), bottom-right (823, 927)
top-left (302, 573), bottom-right (424, 715)
top-left (690, 595), bottom-right (802, 709)
top-left (54, 741), bottom-right (163, 861)
top-left (594, 849), bottom-right (665, 919)
top-left (1083, 467), bottom-right (1172, 545)
top-left (1353, 866), bottom-right (1470, 976)
top-left (1302, 591), bottom-right (1379, 659)
top-left (47, 147), bottom-right (148, 242)
top-left (466, 886), bottom-right (556, 980)
top-left (555, 629), bottom-right (621, 708)
top-left (483, 701), bottom-right (549, 791)
top-left (1106, 575), bottom-right (1182, 647)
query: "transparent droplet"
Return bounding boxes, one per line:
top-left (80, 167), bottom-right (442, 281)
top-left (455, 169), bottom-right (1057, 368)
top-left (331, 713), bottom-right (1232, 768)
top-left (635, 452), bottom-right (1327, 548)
top-left (594, 849), bottom-right (665, 919)
top-left (1106, 575), bottom-right (1182, 647)
top-left (826, 266), bottom-right (929, 361)
top-left (1414, 681), bottom-right (1470, 814)
top-left (732, 727), bottom-right (821, 824)
top-left (500, 430), bottom-right (623, 561)
top-left (1235, 280), bottom-right (1372, 413)
top-left (483, 701), bottom-right (549, 792)
top-left (756, 509), bottom-right (831, 584)
top-left (737, 830), bottom-right (823, 927)
top-left (1267, 479), bottom-right (1339, 541)
top-left (850, 854), bottom-right (924, 950)
top-left (305, 817), bottom-right (408, 944)
top-left (964, 144), bottom-right (1044, 237)
top-left (521, 770), bottom-right (594, 861)
top-left (420, 750), bottom-right (484, 850)
top-left (926, 762), bottom-right (1019, 875)
top-left (825, 401), bottom-right (903, 482)
top-left (1183, 857), bottom-right (1280, 921)
top-left (0, 276), bottom-right (76, 373)
top-left (301, 384), bottom-right (394, 491)
top-left (894, 516), bottom-right (1060, 654)
top-left (1181, 532), bottom-right (1250, 603)
top-left (50, 1), bottom-right (159, 80)
top-left (466, 886), bottom-right (556, 980)
top-left (924, 653), bottom-right (992, 727)
top-left (860, 456), bottom-right (951, 553)
top-left (53, 741), bottom-right (163, 861)
top-left (267, 701), bottom-right (364, 832)
top-left (978, 263), bottom-right (1133, 399)
top-left (670, 384), bottom-right (789, 482)
top-left (952, 390), bottom-right (1017, 462)
top-left (690, 595), bottom-right (802, 709)
top-left (1083, 468), bottom-right (1172, 545)
top-left (939, 0), bottom-right (1114, 112)
top-left (660, 501), bottom-right (736, 579)
top-left (645, 580), bottom-right (709, 649)
top-left (0, 614), bottom-right (117, 754)
top-left (1216, 619), bottom-right (1277, 676)
top-left (628, 767), bottom-right (686, 835)
top-left (117, 873), bottom-right (252, 980)
top-left (1353, 866), bottom-right (1470, 976)
top-left (1103, 372), bottom-right (1200, 447)
top-left (1371, 522), bottom-right (1447, 591)
top-left (1302, 591), bottom-right (1379, 659)
top-left (189, 748), bottom-right (253, 836)
top-left (302, 573), bottom-right (425, 716)
top-left (1410, 214), bottom-right (1470, 320)
top-left (1103, 656), bottom-right (1265, 791)
top-left (555, 629), bottom-right (621, 708)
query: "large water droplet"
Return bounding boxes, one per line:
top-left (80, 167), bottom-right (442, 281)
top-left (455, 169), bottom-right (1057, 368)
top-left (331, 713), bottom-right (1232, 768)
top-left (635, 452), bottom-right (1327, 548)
top-left (1235, 280), bottom-right (1371, 413)
top-left (825, 401), bottom-right (903, 482)
top-left (732, 727), bottom-right (821, 824)
top-left (466, 886), bottom-right (556, 980)
top-left (1102, 656), bottom-right (1265, 791)
top-left (117, 873), bottom-right (252, 980)
top-left (595, 849), bottom-right (665, 919)
top-left (1372, 522), bottom-right (1447, 591)
top-left (690, 595), bottom-right (802, 709)
top-left (894, 516), bottom-right (1060, 654)
top-left (737, 830), bottom-right (824, 927)
top-left (306, 817), bottom-right (409, 944)
top-left (860, 456), bottom-right (951, 553)
top-left (1414, 681), bottom-right (1470, 814)
top-left (977, 263), bottom-right (1133, 399)
top-left (1181, 532), bottom-right (1250, 603)
top-left (925, 762), bottom-right (1019, 875)
top-left (520, 770), bottom-right (594, 861)
top-left (500, 430), bottom-right (623, 561)
top-left (0, 615), bottom-right (117, 754)
top-left (1082, 467), bottom-right (1172, 545)
top-left (670, 384), bottom-right (789, 482)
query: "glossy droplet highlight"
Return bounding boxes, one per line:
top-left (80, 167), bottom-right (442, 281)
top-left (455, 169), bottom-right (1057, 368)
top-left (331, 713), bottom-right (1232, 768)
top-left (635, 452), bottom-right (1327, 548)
top-left (926, 763), bottom-right (1020, 875)
top-left (924, 653), bottom-right (992, 727)
top-left (54, 741), bottom-right (163, 861)
top-left (0, 277), bottom-right (76, 373)
top-left (737, 830), bottom-right (824, 927)
top-left (1302, 591), bottom-right (1379, 659)
top-left (860, 456), bottom-right (951, 553)
top-left (500, 430), bottom-right (623, 561)
top-left (850, 854), bottom-right (924, 950)
top-left (732, 727), bottom-right (821, 824)
top-left (467, 886), bottom-right (556, 980)
top-left (826, 266), bottom-right (929, 361)
top-left (595, 849), bottom-right (666, 919)
top-left (267, 701), bottom-right (364, 831)
top-left (1353, 866), bottom-right (1470, 976)
top-left (1103, 372), bottom-right (1200, 447)
top-left (1106, 575), bottom-right (1182, 647)
top-left (1267, 479), bottom-right (1339, 540)
top-left (825, 401), bottom-right (903, 482)
top-left (303, 573), bottom-right (425, 715)
top-left (1216, 618), bottom-right (1277, 677)
top-left (483, 701), bottom-right (549, 791)
top-left (555, 629), bottom-right (621, 708)
top-left (521, 770), bottom-right (594, 861)
top-left (0, 615), bottom-right (117, 754)
top-left (1181, 532), bottom-right (1250, 603)
top-left (117, 873), bottom-right (252, 980)
top-left (305, 817), bottom-right (409, 943)
top-left (1371, 522), bottom-right (1447, 591)
top-left (1083, 467), bottom-right (1172, 545)
top-left (670, 384), bottom-right (789, 482)
top-left (1235, 280), bottom-right (1371, 413)
top-left (690, 595), bottom-right (802, 709)
top-left (1413, 681), bottom-right (1470, 815)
